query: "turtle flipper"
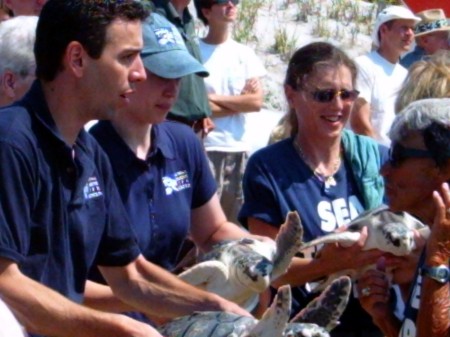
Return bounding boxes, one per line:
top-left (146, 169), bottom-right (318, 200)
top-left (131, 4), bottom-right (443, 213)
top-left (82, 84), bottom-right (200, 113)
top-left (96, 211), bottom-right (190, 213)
top-left (246, 285), bottom-right (291, 337)
top-left (291, 276), bottom-right (351, 331)
top-left (272, 211), bottom-right (303, 280)
top-left (178, 261), bottom-right (228, 289)
top-left (299, 231), bottom-right (361, 252)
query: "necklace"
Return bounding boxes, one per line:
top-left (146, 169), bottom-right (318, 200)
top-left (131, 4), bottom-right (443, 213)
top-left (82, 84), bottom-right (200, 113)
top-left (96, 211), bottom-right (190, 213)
top-left (293, 138), bottom-right (341, 189)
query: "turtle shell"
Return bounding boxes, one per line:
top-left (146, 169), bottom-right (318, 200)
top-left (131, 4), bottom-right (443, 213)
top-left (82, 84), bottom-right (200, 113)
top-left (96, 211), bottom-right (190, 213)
top-left (159, 311), bottom-right (257, 337)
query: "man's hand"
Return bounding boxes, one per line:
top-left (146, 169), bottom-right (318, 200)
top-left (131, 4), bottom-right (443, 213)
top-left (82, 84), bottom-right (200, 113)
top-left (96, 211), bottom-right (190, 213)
top-left (429, 183), bottom-right (450, 264)
top-left (357, 257), bottom-right (392, 319)
top-left (202, 117), bottom-right (215, 136)
top-left (241, 78), bottom-right (261, 95)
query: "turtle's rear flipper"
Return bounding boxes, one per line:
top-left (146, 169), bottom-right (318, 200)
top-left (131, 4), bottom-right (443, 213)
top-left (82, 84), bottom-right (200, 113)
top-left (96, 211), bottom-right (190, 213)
top-left (247, 285), bottom-right (291, 337)
top-left (290, 276), bottom-right (351, 331)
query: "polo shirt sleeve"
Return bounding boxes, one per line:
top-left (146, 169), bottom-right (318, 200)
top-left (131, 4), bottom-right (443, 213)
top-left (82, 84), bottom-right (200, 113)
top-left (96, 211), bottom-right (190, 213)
top-left (0, 141), bottom-right (35, 263)
top-left (238, 150), bottom-right (284, 229)
top-left (187, 130), bottom-right (217, 209)
top-left (93, 151), bottom-right (141, 267)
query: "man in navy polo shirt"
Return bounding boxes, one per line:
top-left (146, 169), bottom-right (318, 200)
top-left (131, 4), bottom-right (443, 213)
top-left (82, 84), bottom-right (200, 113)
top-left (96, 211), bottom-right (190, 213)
top-left (0, 2), bottom-right (248, 337)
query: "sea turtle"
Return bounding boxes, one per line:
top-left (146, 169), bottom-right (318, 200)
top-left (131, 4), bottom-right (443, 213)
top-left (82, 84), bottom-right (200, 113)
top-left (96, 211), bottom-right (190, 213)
top-left (299, 205), bottom-right (430, 290)
top-left (159, 276), bottom-right (351, 337)
top-left (178, 211), bottom-right (303, 311)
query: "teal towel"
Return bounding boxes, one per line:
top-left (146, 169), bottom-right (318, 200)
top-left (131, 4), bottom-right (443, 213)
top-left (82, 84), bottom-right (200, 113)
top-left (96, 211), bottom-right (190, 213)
top-left (342, 129), bottom-right (385, 209)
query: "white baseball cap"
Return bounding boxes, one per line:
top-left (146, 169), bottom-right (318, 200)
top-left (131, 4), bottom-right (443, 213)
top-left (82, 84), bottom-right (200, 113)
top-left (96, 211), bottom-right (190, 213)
top-left (371, 5), bottom-right (421, 47)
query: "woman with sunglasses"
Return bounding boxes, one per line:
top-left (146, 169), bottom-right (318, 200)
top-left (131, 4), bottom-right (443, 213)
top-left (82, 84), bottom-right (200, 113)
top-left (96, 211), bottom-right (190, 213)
top-left (238, 42), bottom-right (388, 337)
top-left (357, 98), bottom-right (450, 337)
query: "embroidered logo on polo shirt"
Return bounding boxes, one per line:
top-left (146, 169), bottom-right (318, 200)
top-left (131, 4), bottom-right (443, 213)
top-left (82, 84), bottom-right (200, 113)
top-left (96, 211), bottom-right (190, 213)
top-left (162, 171), bottom-right (191, 195)
top-left (83, 176), bottom-right (104, 200)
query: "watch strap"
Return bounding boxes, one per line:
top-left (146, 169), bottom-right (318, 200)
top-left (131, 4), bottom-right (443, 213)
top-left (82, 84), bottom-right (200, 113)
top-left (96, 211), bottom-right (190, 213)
top-left (422, 264), bottom-right (450, 284)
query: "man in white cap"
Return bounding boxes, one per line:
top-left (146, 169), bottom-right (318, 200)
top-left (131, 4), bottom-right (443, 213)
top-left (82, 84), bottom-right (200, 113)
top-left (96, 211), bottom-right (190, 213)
top-left (350, 5), bottom-right (420, 146)
top-left (401, 8), bottom-right (450, 69)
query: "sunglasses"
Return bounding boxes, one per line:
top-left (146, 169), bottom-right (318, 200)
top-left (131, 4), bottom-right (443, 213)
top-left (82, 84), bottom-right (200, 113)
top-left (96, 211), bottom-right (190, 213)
top-left (212, 0), bottom-right (239, 5)
top-left (304, 88), bottom-right (360, 103)
top-left (388, 143), bottom-right (434, 167)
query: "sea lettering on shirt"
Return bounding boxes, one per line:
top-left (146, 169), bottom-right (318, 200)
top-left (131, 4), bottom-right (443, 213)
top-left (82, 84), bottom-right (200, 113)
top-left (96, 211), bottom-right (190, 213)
top-left (317, 195), bottom-right (361, 231)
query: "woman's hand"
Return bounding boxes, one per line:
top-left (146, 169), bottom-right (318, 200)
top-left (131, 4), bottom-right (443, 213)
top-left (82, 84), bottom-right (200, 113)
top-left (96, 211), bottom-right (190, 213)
top-left (317, 226), bottom-right (384, 273)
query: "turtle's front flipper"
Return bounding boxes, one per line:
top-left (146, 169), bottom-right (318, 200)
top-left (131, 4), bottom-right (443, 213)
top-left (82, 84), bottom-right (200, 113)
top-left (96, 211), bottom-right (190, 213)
top-left (272, 211), bottom-right (303, 280)
top-left (291, 276), bottom-right (351, 331)
top-left (299, 231), bottom-right (361, 252)
top-left (178, 261), bottom-right (228, 289)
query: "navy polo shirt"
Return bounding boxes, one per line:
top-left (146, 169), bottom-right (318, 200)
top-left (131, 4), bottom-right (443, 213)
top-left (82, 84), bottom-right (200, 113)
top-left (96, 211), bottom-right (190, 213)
top-left (90, 120), bottom-right (217, 271)
top-left (0, 81), bottom-right (141, 305)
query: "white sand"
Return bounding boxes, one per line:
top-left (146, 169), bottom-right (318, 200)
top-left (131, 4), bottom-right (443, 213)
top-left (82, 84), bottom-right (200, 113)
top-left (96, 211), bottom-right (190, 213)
top-left (191, 0), bottom-right (382, 153)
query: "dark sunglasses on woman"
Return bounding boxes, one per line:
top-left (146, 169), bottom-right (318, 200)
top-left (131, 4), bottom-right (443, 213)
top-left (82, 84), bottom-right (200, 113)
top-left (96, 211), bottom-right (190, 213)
top-left (304, 87), bottom-right (360, 103)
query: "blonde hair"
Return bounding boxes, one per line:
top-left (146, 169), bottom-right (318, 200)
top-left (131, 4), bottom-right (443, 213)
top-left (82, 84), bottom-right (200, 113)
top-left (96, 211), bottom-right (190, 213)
top-left (395, 51), bottom-right (450, 113)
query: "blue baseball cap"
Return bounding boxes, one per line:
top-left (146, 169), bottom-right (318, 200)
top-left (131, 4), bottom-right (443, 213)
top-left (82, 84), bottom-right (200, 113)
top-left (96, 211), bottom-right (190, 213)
top-left (140, 13), bottom-right (208, 79)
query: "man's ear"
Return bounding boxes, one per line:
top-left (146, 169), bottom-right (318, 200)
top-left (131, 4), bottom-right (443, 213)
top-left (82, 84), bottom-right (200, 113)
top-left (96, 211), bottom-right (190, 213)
top-left (1, 71), bottom-right (17, 99)
top-left (201, 7), bottom-right (211, 22)
top-left (378, 24), bottom-right (389, 42)
top-left (64, 41), bottom-right (86, 78)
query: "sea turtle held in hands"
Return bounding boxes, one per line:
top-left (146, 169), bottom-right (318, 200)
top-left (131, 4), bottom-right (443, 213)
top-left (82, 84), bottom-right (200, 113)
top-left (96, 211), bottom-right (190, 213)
top-left (178, 211), bottom-right (303, 311)
top-left (300, 206), bottom-right (430, 290)
top-left (159, 276), bottom-right (352, 337)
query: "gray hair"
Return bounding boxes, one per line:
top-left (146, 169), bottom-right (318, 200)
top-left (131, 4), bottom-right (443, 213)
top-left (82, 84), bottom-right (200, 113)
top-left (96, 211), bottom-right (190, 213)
top-left (389, 98), bottom-right (450, 143)
top-left (0, 16), bottom-right (38, 79)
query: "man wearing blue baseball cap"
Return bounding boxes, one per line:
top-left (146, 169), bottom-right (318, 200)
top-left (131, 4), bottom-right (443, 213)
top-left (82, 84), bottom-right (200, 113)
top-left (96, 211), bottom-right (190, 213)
top-left (86, 12), bottom-right (263, 323)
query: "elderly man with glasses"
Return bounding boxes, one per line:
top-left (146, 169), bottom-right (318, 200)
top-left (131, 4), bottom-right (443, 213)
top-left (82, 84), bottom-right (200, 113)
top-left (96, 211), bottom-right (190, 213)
top-left (357, 98), bottom-right (450, 337)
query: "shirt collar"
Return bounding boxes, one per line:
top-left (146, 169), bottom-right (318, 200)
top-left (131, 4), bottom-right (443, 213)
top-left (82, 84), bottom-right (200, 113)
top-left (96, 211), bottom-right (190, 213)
top-left (21, 80), bottom-right (91, 155)
top-left (93, 121), bottom-right (176, 175)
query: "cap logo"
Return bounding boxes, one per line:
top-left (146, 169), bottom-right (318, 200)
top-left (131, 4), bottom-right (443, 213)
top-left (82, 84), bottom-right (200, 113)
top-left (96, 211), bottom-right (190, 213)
top-left (154, 27), bottom-right (178, 46)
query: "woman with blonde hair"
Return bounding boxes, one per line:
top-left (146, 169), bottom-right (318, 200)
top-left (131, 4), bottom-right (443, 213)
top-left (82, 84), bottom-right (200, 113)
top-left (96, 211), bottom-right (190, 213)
top-left (395, 50), bottom-right (450, 113)
top-left (239, 41), bottom-right (388, 337)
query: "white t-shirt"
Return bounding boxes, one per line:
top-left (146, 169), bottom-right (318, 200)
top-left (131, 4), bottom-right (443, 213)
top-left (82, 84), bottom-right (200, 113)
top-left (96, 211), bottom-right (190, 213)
top-left (0, 299), bottom-right (27, 337)
top-left (354, 51), bottom-right (407, 146)
top-left (199, 38), bottom-right (266, 152)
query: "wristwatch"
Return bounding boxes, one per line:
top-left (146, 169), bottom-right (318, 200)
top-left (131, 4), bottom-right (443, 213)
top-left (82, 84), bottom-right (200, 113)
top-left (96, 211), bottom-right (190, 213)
top-left (422, 265), bottom-right (450, 284)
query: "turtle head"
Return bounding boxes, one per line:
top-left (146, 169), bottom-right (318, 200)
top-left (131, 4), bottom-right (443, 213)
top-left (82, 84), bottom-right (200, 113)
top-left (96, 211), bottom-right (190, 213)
top-left (233, 251), bottom-right (273, 293)
top-left (380, 222), bottom-right (415, 256)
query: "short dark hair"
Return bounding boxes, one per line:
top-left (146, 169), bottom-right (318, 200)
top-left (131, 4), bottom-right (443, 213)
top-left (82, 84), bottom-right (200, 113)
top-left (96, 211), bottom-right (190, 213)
top-left (194, 0), bottom-right (211, 26)
top-left (35, 0), bottom-right (150, 82)
top-left (423, 122), bottom-right (450, 168)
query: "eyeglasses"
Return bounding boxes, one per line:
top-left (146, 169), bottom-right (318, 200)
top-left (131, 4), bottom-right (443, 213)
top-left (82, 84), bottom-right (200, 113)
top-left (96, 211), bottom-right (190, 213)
top-left (388, 143), bottom-right (434, 167)
top-left (212, 0), bottom-right (239, 5)
top-left (303, 88), bottom-right (360, 103)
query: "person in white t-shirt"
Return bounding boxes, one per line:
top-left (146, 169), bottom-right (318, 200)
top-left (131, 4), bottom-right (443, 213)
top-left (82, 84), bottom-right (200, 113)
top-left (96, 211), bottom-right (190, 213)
top-left (0, 298), bottom-right (27, 337)
top-left (194, 0), bottom-right (266, 223)
top-left (350, 5), bottom-right (420, 146)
